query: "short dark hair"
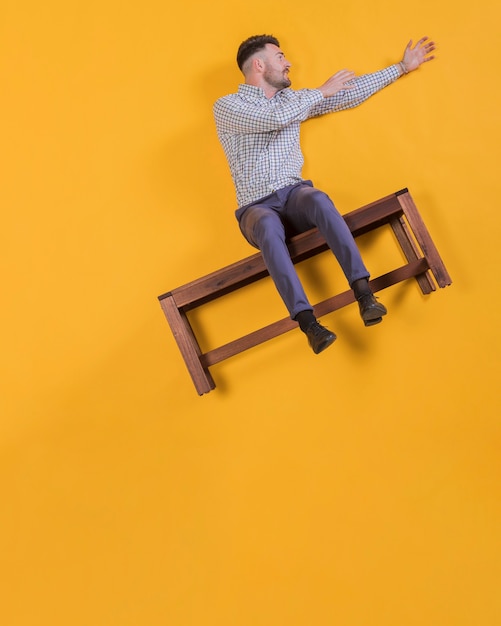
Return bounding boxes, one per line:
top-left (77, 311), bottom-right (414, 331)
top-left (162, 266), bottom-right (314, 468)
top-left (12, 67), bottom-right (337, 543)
top-left (236, 34), bottom-right (280, 71)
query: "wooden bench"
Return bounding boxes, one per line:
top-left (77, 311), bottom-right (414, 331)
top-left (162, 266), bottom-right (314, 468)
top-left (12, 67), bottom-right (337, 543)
top-left (158, 188), bottom-right (451, 395)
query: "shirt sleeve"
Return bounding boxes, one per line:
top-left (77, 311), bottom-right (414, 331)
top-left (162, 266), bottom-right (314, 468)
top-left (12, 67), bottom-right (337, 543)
top-left (213, 88), bottom-right (324, 134)
top-left (307, 65), bottom-right (400, 118)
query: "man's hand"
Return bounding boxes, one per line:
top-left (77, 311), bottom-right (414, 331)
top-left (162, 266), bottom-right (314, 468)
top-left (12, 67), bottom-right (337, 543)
top-left (401, 37), bottom-right (436, 73)
top-left (318, 70), bottom-right (356, 98)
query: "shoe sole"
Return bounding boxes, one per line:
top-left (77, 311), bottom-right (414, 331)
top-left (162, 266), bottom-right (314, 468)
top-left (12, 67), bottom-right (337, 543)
top-left (363, 316), bottom-right (383, 327)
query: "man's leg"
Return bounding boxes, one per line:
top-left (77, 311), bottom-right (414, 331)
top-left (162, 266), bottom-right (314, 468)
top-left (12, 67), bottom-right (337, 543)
top-left (238, 203), bottom-right (336, 353)
top-left (239, 204), bottom-right (311, 319)
top-left (285, 185), bottom-right (387, 325)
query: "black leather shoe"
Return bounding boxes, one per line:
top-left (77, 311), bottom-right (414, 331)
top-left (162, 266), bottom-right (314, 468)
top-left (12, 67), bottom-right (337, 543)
top-left (357, 293), bottom-right (387, 326)
top-left (305, 321), bottom-right (337, 354)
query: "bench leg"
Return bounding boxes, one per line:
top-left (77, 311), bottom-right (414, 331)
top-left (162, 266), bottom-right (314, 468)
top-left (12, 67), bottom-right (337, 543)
top-left (390, 216), bottom-right (436, 294)
top-left (397, 191), bottom-right (452, 288)
top-left (160, 294), bottom-right (216, 395)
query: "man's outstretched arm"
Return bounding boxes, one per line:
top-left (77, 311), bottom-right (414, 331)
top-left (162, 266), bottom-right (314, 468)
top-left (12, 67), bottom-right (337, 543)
top-left (308, 36), bottom-right (436, 116)
top-left (317, 36), bottom-right (436, 98)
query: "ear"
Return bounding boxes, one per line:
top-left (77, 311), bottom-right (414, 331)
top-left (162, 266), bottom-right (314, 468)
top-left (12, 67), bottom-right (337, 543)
top-left (253, 56), bottom-right (265, 73)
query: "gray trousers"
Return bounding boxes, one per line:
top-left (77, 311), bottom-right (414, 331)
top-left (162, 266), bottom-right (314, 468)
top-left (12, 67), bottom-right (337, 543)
top-left (236, 181), bottom-right (369, 319)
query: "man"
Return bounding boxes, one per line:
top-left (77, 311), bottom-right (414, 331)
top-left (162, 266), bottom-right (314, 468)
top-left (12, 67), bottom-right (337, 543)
top-left (213, 34), bottom-right (435, 354)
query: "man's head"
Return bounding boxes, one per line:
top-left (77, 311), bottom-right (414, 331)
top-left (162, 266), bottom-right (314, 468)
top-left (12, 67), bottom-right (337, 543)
top-left (237, 35), bottom-right (280, 72)
top-left (237, 34), bottom-right (292, 94)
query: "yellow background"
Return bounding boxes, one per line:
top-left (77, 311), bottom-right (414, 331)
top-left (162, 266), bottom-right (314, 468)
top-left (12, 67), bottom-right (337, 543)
top-left (1, 0), bottom-right (500, 624)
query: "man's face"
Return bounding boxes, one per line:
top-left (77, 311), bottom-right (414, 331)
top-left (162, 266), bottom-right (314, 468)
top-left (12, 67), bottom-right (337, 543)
top-left (262, 44), bottom-right (292, 91)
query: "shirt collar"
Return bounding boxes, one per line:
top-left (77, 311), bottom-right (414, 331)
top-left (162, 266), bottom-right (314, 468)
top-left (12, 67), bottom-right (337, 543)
top-left (237, 83), bottom-right (290, 100)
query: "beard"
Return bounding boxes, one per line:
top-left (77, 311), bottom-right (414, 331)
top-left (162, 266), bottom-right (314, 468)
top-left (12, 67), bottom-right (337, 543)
top-left (263, 67), bottom-right (291, 91)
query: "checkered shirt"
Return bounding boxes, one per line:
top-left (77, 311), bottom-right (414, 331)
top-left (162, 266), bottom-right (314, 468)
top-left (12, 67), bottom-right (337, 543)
top-left (213, 65), bottom-right (399, 208)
